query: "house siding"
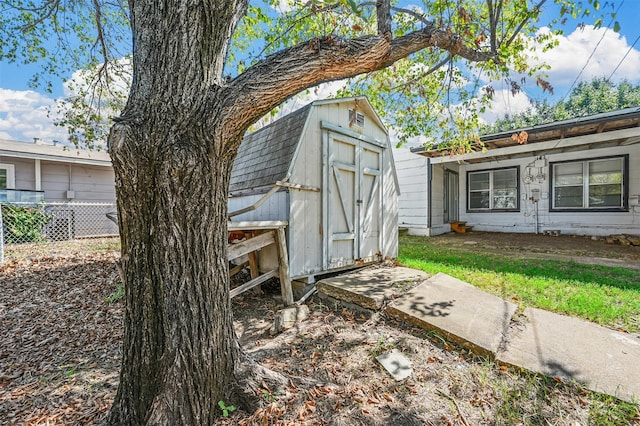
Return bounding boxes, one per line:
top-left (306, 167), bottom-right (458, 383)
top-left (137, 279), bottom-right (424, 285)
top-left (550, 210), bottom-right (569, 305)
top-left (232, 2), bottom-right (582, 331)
top-left (0, 144), bottom-right (115, 204)
top-left (429, 164), bottom-right (449, 235)
top-left (393, 147), bottom-right (429, 235)
top-left (2, 157), bottom-right (35, 190)
top-left (40, 161), bottom-right (115, 202)
top-left (456, 144), bottom-right (640, 236)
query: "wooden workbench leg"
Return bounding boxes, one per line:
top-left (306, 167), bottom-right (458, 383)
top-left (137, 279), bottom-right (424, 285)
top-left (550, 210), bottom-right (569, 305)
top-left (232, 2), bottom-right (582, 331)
top-left (243, 231), bottom-right (261, 294)
top-left (247, 251), bottom-right (261, 294)
top-left (275, 227), bottom-right (294, 306)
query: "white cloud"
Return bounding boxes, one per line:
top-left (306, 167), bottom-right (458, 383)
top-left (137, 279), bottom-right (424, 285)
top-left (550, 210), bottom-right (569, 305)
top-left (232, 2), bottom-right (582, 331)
top-left (0, 89), bottom-right (68, 143)
top-left (280, 80), bottom-right (346, 112)
top-left (480, 89), bottom-right (532, 124)
top-left (0, 88), bottom-right (53, 113)
top-left (533, 25), bottom-right (640, 87)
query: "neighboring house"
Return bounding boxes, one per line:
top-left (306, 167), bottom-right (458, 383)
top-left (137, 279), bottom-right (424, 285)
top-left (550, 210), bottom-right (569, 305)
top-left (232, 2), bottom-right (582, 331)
top-left (229, 97), bottom-right (399, 281)
top-left (0, 138), bottom-right (115, 204)
top-left (0, 139), bottom-right (117, 240)
top-left (393, 146), bottom-right (431, 236)
top-left (403, 107), bottom-right (640, 237)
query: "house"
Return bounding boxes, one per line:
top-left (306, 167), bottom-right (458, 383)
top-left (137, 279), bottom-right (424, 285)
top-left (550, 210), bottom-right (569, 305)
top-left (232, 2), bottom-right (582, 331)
top-left (0, 138), bottom-right (115, 203)
top-left (0, 139), bottom-right (117, 239)
top-left (403, 107), bottom-right (640, 237)
top-left (393, 146), bottom-right (431, 236)
top-left (229, 97), bottom-right (399, 281)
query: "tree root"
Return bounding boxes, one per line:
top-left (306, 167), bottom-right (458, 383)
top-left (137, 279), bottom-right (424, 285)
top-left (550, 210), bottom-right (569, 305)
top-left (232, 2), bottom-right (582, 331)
top-left (230, 346), bottom-right (290, 412)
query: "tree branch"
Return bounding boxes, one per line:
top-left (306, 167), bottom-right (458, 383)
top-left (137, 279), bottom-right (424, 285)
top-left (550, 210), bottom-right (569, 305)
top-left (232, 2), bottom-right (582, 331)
top-left (503, 0), bottom-right (546, 48)
top-left (376, 0), bottom-right (391, 37)
top-left (13, 0), bottom-right (61, 32)
top-left (389, 54), bottom-right (453, 93)
top-left (487, 0), bottom-right (497, 54)
top-left (223, 25), bottom-right (495, 139)
top-left (360, 2), bottom-right (433, 26)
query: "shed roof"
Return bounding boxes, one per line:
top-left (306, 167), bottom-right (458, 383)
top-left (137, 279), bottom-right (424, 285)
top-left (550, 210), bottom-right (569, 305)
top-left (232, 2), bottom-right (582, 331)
top-left (229, 103), bottom-right (312, 194)
top-left (230, 96), bottom-right (390, 194)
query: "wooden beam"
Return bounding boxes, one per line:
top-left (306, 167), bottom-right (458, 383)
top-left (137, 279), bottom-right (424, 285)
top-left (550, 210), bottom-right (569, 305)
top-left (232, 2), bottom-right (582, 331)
top-left (229, 261), bottom-right (248, 277)
top-left (228, 220), bottom-right (288, 231)
top-left (230, 269), bottom-right (278, 298)
top-left (430, 127), bottom-right (640, 164)
top-left (227, 230), bottom-right (275, 260)
top-left (276, 227), bottom-right (294, 306)
top-left (276, 181), bottom-right (320, 192)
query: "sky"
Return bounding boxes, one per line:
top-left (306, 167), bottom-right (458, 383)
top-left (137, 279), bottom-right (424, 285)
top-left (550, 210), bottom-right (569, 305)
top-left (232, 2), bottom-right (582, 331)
top-left (0, 1), bottom-right (639, 145)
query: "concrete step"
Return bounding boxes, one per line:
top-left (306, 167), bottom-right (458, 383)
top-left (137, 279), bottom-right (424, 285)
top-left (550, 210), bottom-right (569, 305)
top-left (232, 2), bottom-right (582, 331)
top-left (315, 266), bottom-right (640, 403)
top-left (386, 272), bottom-right (516, 357)
top-left (497, 307), bottom-right (640, 403)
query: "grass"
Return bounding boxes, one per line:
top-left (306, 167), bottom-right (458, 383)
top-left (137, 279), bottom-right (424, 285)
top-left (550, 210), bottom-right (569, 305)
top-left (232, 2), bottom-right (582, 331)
top-left (398, 235), bottom-right (640, 333)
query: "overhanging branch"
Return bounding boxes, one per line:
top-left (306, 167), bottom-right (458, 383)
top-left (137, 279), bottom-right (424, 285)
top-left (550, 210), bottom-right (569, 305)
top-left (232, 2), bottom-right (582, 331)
top-left (223, 25), bottom-right (495, 138)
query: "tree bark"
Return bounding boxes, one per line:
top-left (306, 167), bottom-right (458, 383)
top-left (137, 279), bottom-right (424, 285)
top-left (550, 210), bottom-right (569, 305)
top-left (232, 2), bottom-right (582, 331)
top-left (106, 115), bottom-right (231, 424)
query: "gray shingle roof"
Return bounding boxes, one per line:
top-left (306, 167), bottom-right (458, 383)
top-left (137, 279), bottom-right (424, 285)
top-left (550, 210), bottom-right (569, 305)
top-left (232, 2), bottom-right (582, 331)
top-left (230, 103), bottom-right (311, 193)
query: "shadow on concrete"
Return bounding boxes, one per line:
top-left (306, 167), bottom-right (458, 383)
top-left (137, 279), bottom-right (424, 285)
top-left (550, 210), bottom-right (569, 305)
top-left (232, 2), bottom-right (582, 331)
top-left (408, 296), bottom-right (455, 318)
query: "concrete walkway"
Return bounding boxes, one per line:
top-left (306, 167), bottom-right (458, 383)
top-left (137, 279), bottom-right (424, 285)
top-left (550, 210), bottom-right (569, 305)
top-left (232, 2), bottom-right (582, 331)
top-left (316, 267), bottom-right (640, 403)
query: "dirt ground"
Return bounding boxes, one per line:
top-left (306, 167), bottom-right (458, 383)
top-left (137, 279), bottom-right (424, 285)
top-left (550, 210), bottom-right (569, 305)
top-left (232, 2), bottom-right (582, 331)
top-left (0, 239), bottom-right (638, 425)
top-left (418, 231), bottom-right (640, 269)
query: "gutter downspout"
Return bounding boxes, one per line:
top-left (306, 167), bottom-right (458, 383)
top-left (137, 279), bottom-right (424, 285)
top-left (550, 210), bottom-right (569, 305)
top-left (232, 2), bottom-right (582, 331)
top-left (427, 158), bottom-right (432, 235)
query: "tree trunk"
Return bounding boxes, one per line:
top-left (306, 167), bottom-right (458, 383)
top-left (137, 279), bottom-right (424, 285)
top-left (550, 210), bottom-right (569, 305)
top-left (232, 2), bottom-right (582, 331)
top-left (106, 113), bottom-right (284, 425)
top-left (102, 3), bottom-right (291, 424)
top-left (105, 113), bottom-right (231, 424)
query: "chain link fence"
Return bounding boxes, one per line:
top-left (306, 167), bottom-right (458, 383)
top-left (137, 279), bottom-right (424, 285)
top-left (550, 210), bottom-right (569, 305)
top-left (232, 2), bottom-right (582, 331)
top-left (0, 202), bottom-right (118, 263)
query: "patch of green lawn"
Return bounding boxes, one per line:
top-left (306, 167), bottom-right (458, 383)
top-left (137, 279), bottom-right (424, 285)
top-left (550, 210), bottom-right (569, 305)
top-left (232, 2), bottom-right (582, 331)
top-left (398, 239), bottom-right (640, 333)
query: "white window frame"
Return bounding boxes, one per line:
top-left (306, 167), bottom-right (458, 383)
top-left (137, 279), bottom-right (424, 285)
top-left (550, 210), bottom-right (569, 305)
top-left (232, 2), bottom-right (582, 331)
top-left (467, 167), bottom-right (519, 212)
top-left (551, 156), bottom-right (627, 211)
top-left (0, 163), bottom-right (15, 189)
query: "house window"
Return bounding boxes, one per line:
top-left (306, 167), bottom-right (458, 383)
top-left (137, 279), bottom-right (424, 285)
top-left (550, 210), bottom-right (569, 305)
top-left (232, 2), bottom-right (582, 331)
top-left (551, 156), bottom-right (627, 211)
top-left (0, 164), bottom-right (15, 189)
top-left (468, 167), bottom-right (519, 211)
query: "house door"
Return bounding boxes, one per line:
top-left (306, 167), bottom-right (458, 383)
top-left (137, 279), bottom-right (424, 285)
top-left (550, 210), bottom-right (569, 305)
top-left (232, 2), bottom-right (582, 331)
top-left (443, 169), bottom-right (459, 223)
top-left (325, 132), bottom-right (382, 269)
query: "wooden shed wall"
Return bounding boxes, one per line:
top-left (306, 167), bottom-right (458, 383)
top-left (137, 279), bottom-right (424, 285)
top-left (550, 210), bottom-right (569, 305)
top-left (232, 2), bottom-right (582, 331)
top-left (287, 105), bottom-right (323, 278)
top-left (287, 100), bottom-right (398, 277)
top-left (228, 192), bottom-right (290, 222)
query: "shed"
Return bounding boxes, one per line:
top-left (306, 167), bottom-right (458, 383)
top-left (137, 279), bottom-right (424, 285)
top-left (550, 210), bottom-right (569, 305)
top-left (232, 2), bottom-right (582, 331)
top-left (228, 97), bottom-right (399, 281)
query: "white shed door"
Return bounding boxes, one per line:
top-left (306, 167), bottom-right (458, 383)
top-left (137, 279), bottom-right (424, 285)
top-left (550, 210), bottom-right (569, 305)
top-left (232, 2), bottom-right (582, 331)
top-left (325, 132), bottom-right (382, 269)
